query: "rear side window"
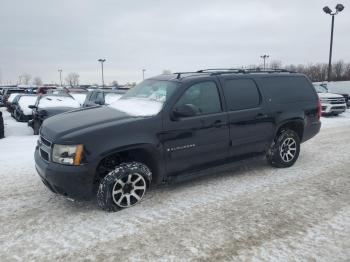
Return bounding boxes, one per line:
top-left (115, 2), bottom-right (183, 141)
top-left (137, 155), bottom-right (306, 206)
top-left (223, 79), bottom-right (260, 111)
top-left (259, 76), bottom-right (315, 103)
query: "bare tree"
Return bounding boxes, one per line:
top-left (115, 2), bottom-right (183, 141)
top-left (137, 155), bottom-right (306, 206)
top-left (65, 73), bottom-right (80, 87)
top-left (333, 60), bottom-right (345, 81)
top-left (32, 77), bottom-right (43, 86)
top-left (269, 60), bottom-right (282, 69)
top-left (162, 69), bottom-right (172, 74)
top-left (19, 74), bottom-right (32, 85)
top-left (344, 63), bottom-right (350, 80)
top-left (111, 80), bottom-right (119, 87)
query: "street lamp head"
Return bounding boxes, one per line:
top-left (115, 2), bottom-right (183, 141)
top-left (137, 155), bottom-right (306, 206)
top-left (323, 6), bottom-right (332, 14)
top-left (335, 4), bottom-right (344, 12)
top-left (98, 59), bottom-right (106, 62)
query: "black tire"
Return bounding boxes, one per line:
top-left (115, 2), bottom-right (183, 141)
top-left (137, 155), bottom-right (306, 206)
top-left (97, 162), bottom-right (152, 212)
top-left (267, 129), bottom-right (300, 168)
top-left (33, 120), bottom-right (40, 135)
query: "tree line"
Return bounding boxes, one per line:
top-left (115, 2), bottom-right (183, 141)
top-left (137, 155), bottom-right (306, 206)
top-left (268, 60), bottom-right (350, 82)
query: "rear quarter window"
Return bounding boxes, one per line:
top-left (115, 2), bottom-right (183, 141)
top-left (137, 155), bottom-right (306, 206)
top-left (259, 76), bottom-right (316, 103)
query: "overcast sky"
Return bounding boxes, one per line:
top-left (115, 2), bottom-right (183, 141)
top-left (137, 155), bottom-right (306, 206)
top-left (0, 0), bottom-right (349, 85)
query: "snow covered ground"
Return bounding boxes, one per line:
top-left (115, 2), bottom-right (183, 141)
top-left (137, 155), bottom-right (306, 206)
top-left (0, 107), bottom-right (350, 261)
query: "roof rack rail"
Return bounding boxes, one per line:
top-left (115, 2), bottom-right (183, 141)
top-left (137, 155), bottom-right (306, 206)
top-left (174, 68), bottom-right (294, 79)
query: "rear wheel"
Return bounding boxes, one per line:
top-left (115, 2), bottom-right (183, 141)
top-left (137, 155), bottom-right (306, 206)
top-left (267, 129), bottom-right (300, 168)
top-left (97, 162), bottom-right (151, 212)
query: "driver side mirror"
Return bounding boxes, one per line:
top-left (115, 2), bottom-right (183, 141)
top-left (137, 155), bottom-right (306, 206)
top-left (172, 104), bottom-right (198, 119)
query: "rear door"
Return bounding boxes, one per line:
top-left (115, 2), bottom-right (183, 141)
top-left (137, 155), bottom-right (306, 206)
top-left (162, 79), bottom-right (230, 175)
top-left (219, 76), bottom-right (274, 156)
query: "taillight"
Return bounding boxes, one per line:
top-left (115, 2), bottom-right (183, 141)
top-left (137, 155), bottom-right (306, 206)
top-left (317, 99), bottom-right (321, 120)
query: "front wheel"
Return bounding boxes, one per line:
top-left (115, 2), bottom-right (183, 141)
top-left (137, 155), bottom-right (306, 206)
top-left (97, 162), bottom-right (152, 212)
top-left (267, 129), bottom-right (300, 168)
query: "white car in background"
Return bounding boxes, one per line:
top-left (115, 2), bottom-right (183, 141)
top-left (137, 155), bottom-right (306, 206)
top-left (314, 84), bottom-right (346, 116)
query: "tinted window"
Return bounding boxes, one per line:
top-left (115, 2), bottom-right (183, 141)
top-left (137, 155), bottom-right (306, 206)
top-left (223, 79), bottom-right (260, 111)
top-left (176, 81), bottom-right (222, 115)
top-left (259, 76), bottom-right (315, 103)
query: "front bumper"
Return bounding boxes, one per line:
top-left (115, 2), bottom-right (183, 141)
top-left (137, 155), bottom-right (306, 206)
top-left (321, 103), bottom-right (346, 114)
top-left (35, 147), bottom-right (96, 200)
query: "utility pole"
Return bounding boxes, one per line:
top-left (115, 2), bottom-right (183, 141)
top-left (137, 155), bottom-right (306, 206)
top-left (260, 54), bottom-right (269, 70)
top-left (58, 68), bottom-right (63, 86)
top-left (323, 4), bottom-right (345, 82)
top-left (98, 59), bottom-right (106, 87)
top-left (142, 69), bottom-right (146, 80)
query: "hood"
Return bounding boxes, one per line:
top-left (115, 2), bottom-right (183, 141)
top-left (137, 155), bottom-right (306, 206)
top-left (40, 107), bottom-right (78, 118)
top-left (41, 106), bottom-right (137, 140)
top-left (317, 92), bottom-right (343, 99)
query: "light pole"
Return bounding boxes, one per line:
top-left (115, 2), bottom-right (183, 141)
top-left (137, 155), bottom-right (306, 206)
top-left (58, 69), bottom-right (62, 86)
top-left (142, 69), bottom-right (146, 80)
top-left (260, 54), bottom-right (269, 70)
top-left (98, 59), bottom-right (106, 87)
top-left (323, 4), bottom-right (345, 82)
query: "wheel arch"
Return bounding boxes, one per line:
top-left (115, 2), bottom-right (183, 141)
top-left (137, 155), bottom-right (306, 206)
top-left (95, 143), bottom-right (164, 187)
top-left (275, 118), bottom-right (305, 140)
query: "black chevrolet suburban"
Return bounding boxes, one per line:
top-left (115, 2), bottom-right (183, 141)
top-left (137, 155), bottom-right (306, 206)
top-left (35, 69), bottom-right (321, 211)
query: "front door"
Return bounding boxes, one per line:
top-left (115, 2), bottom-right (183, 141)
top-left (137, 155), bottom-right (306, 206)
top-left (162, 80), bottom-right (230, 175)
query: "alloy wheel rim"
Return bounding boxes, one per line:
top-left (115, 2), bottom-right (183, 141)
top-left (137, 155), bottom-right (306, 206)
top-left (279, 137), bottom-right (297, 162)
top-left (112, 173), bottom-right (146, 208)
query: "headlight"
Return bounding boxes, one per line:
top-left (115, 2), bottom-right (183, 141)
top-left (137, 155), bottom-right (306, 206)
top-left (52, 144), bottom-right (84, 165)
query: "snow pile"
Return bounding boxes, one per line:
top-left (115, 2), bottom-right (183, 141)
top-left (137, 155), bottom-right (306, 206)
top-left (70, 93), bottom-right (87, 106)
top-left (104, 93), bottom-right (122, 104)
top-left (18, 96), bottom-right (38, 115)
top-left (0, 108), bottom-right (33, 136)
top-left (7, 93), bottom-right (21, 103)
top-left (109, 98), bottom-right (163, 116)
top-left (321, 110), bottom-right (350, 128)
top-left (38, 96), bottom-right (81, 109)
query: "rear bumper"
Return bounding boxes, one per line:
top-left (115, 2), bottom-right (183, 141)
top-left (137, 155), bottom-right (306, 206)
top-left (35, 147), bottom-right (96, 200)
top-left (302, 120), bottom-right (321, 143)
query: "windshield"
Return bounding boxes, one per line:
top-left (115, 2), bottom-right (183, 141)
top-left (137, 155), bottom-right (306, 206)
top-left (314, 84), bottom-right (328, 93)
top-left (109, 80), bottom-right (178, 116)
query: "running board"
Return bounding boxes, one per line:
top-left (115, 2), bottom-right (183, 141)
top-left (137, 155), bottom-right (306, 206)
top-left (166, 153), bottom-right (265, 184)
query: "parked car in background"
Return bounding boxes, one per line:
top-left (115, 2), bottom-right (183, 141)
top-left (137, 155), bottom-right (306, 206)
top-left (83, 89), bottom-right (125, 107)
top-left (318, 81), bottom-right (350, 108)
top-left (28, 94), bottom-right (81, 135)
top-left (6, 93), bottom-right (23, 113)
top-left (9, 94), bottom-right (22, 117)
top-left (314, 84), bottom-right (347, 116)
top-left (2, 88), bottom-right (25, 107)
top-left (13, 94), bottom-right (38, 122)
top-left (37, 86), bottom-right (57, 95)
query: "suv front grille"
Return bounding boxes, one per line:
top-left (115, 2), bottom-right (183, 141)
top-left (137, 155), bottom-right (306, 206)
top-left (38, 135), bottom-right (52, 162)
top-left (39, 148), bottom-right (50, 161)
top-left (40, 136), bottom-right (52, 147)
top-left (322, 98), bottom-right (345, 104)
